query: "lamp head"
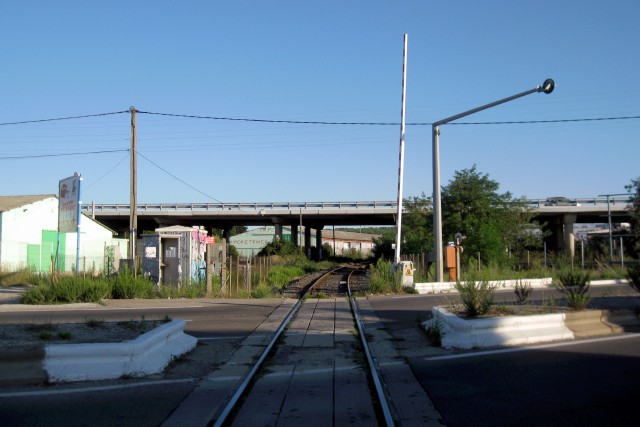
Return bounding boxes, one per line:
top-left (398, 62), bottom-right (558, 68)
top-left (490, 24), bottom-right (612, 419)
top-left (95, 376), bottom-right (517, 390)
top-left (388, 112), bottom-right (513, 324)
top-left (539, 78), bottom-right (555, 94)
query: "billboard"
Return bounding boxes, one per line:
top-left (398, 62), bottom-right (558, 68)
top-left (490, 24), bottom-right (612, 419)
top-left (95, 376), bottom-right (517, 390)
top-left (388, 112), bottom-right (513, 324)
top-left (58, 174), bottom-right (82, 233)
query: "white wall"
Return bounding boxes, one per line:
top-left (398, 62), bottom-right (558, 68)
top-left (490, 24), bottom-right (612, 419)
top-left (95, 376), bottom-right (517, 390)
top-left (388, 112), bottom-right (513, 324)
top-left (0, 197), bottom-right (58, 270)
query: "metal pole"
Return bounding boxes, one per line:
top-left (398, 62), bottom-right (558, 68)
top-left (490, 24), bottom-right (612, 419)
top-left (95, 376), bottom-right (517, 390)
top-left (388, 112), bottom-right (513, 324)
top-left (394, 34), bottom-right (408, 264)
top-left (620, 236), bottom-right (624, 267)
top-left (432, 125), bottom-right (443, 281)
top-left (607, 195), bottom-right (613, 263)
top-left (75, 174), bottom-right (82, 275)
top-left (431, 79), bottom-right (554, 282)
top-left (129, 107), bottom-right (138, 275)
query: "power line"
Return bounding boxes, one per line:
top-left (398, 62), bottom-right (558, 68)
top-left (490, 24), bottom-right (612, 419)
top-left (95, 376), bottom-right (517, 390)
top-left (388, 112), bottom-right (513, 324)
top-left (137, 151), bottom-right (223, 203)
top-left (137, 110), bottom-right (640, 126)
top-left (0, 109), bottom-right (638, 128)
top-left (0, 111), bottom-right (129, 126)
top-left (0, 149), bottom-right (128, 161)
top-left (137, 110), bottom-right (404, 125)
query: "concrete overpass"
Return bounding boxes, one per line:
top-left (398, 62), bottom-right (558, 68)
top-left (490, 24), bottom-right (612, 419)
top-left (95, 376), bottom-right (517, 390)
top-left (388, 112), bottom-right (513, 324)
top-left (83, 197), bottom-right (631, 257)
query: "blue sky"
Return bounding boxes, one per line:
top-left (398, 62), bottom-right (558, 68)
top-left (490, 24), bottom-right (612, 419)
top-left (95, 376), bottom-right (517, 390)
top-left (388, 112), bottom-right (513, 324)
top-left (1, 1), bottom-right (638, 205)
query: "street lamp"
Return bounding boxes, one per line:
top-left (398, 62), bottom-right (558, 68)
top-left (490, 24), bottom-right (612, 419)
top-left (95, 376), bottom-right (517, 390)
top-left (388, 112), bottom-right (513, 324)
top-left (432, 79), bottom-right (555, 282)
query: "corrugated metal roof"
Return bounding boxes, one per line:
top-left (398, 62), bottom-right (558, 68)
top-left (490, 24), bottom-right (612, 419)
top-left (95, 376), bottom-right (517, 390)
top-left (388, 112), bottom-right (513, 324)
top-left (0, 194), bottom-right (57, 212)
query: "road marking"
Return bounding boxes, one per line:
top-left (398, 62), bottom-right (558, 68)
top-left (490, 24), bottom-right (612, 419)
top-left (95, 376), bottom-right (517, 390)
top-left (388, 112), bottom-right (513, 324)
top-left (425, 333), bottom-right (640, 361)
top-left (0, 378), bottom-right (196, 398)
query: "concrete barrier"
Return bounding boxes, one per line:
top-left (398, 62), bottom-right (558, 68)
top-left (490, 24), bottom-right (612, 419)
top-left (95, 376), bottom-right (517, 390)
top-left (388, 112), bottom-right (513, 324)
top-left (414, 278), bottom-right (553, 294)
top-left (424, 306), bottom-right (574, 349)
top-left (44, 319), bottom-right (197, 383)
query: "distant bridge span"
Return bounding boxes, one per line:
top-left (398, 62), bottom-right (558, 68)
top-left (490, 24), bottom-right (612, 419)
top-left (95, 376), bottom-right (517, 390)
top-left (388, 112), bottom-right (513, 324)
top-left (83, 198), bottom-right (631, 255)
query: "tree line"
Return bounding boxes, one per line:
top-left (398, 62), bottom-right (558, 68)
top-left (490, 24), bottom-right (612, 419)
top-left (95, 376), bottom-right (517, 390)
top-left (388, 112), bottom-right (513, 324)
top-left (374, 165), bottom-right (640, 268)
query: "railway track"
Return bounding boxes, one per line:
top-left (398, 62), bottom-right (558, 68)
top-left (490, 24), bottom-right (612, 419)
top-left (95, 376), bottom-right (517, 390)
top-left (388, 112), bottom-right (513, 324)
top-left (212, 265), bottom-right (395, 426)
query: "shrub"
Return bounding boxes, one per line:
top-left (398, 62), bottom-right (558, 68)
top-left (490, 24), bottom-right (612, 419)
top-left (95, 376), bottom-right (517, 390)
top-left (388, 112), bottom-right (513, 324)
top-left (455, 273), bottom-right (497, 317)
top-left (21, 286), bottom-right (53, 304)
top-left (627, 265), bottom-right (640, 293)
top-left (110, 271), bottom-right (156, 299)
top-left (514, 278), bottom-right (533, 303)
top-left (267, 265), bottom-right (305, 289)
top-left (424, 316), bottom-right (445, 347)
top-left (554, 269), bottom-right (591, 310)
top-left (250, 284), bottom-right (273, 298)
top-left (368, 258), bottom-right (397, 294)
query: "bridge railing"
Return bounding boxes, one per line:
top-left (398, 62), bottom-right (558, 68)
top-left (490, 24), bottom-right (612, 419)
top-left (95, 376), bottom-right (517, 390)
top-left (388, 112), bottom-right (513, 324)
top-left (525, 196), bottom-right (631, 207)
top-left (82, 200), bottom-right (400, 213)
top-left (82, 196), bottom-right (631, 213)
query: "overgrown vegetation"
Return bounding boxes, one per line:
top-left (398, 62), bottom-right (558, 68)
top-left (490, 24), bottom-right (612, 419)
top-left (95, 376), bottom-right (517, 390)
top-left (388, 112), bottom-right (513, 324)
top-left (454, 272), bottom-right (498, 316)
top-left (514, 278), bottom-right (533, 303)
top-left (424, 315), bottom-right (445, 347)
top-left (554, 269), bottom-right (592, 310)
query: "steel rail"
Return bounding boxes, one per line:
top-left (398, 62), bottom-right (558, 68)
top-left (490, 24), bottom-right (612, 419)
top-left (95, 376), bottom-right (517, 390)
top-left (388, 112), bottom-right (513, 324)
top-left (347, 268), bottom-right (396, 426)
top-left (212, 266), bottom-right (343, 427)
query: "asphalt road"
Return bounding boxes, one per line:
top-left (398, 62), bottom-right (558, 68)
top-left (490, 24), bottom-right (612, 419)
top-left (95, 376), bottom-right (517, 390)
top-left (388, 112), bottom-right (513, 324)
top-left (1, 287), bottom-right (638, 426)
top-left (411, 335), bottom-right (640, 426)
top-left (367, 288), bottom-right (640, 427)
top-left (0, 298), bottom-right (284, 427)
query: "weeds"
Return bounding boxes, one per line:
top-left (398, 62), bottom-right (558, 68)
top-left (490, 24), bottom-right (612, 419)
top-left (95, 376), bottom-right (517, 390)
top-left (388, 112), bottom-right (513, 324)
top-left (514, 278), bottom-right (533, 303)
top-left (554, 269), bottom-right (592, 310)
top-left (455, 272), bottom-right (497, 317)
top-left (424, 315), bottom-right (445, 347)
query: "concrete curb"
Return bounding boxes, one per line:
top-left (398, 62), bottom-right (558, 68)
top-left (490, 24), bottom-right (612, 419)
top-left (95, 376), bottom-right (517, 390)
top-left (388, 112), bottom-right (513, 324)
top-left (425, 306), bottom-right (640, 349)
top-left (425, 306), bottom-right (574, 349)
top-left (44, 320), bottom-right (197, 383)
top-left (414, 278), bottom-right (631, 294)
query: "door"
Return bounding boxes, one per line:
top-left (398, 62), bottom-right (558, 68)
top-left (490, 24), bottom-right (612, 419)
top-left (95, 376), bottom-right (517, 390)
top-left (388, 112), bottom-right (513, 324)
top-left (161, 237), bottom-right (180, 286)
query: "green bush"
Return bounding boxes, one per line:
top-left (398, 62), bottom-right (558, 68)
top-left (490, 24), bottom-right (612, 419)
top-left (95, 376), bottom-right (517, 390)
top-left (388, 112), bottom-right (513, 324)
top-left (514, 278), bottom-right (533, 303)
top-left (554, 269), bottom-right (591, 310)
top-left (455, 273), bottom-right (497, 317)
top-left (627, 265), bottom-right (640, 293)
top-left (369, 258), bottom-right (400, 294)
top-left (110, 271), bottom-right (156, 299)
top-left (251, 284), bottom-right (274, 298)
top-left (80, 279), bottom-right (111, 302)
top-left (21, 285), bottom-right (53, 304)
top-left (267, 265), bottom-right (305, 289)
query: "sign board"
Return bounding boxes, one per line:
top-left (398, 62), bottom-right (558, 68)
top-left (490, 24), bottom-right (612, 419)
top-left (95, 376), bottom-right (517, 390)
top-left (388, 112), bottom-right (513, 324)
top-left (58, 174), bottom-right (81, 233)
top-left (205, 236), bottom-right (216, 244)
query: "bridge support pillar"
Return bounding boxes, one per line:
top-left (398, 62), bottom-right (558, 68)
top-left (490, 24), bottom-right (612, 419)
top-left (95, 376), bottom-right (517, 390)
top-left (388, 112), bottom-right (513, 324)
top-left (223, 228), bottom-right (232, 244)
top-left (291, 225), bottom-right (299, 247)
top-left (274, 224), bottom-right (283, 240)
top-left (564, 214), bottom-right (577, 260)
top-left (305, 227), bottom-right (312, 259)
top-left (316, 227), bottom-right (323, 261)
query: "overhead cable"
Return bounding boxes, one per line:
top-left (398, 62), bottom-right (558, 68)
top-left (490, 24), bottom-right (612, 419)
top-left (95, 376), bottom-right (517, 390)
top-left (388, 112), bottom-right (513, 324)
top-left (0, 111), bottom-right (129, 126)
top-left (137, 151), bottom-right (223, 203)
top-left (0, 148), bottom-right (129, 161)
top-left (137, 110), bottom-right (640, 126)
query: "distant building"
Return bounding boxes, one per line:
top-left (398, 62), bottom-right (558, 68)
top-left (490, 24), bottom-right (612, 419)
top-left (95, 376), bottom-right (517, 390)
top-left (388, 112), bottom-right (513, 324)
top-left (0, 194), bottom-right (127, 272)
top-left (229, 226), bottom-right (378, 258)
top-left (323, 229), bottom-right (379, 256)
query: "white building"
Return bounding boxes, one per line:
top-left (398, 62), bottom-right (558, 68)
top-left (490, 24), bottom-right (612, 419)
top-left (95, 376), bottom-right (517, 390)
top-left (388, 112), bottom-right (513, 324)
top-left (0, 194), bottom-right (127, 273)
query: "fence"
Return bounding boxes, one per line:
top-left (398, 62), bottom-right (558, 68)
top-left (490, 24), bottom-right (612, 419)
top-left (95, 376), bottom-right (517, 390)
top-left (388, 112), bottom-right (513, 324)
top-left (220, 256), bottom-right (274, 296)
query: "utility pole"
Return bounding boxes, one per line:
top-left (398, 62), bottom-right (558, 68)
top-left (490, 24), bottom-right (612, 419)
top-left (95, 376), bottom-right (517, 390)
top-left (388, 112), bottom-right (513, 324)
top-left (129, 106), bottom-right (138, 273)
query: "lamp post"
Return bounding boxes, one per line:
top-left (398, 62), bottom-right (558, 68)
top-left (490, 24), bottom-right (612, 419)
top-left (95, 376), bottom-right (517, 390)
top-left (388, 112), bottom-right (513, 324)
top-left (432, 79), bottom-right (555, 282)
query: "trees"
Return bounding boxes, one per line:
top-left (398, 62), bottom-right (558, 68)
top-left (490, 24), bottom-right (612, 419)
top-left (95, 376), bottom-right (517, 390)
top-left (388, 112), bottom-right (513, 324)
top-left (372, 194), bottom-right (433, 260)
top-left (625, 177), bottom-right (640, 256)
top-left (441, 165), bottom-right (540, 267)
